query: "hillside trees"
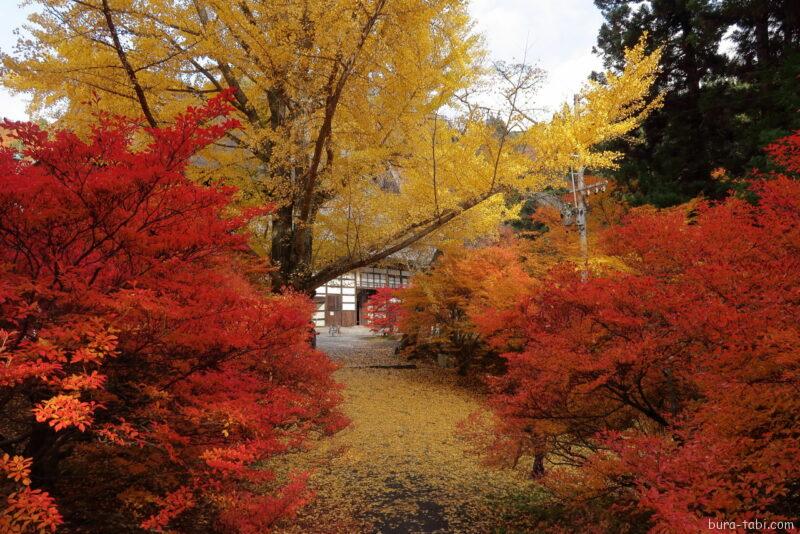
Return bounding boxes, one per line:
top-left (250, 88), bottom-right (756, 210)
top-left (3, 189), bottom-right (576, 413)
top-left (475, 132), bottom-right (800, 530)
top-left (3, 0), bottom-right (661, 291)
top-left (0, 97), bottom-right (346, 532)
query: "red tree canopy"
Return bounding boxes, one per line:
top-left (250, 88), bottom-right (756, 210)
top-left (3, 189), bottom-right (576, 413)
top-left (475, 135), bottom-right (800, 530)
top-left (0, 97), bottom-right (346, 532)
top-left (365, 287), bottom-right (401, 334)
top-left (396, 243), bottom-right (536, 374)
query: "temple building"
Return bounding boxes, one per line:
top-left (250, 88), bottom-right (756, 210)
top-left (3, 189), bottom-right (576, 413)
top-left (312, 266), bottom-right (411, 327)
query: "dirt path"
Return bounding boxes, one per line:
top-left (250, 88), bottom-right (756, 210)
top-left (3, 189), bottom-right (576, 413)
top-left (274, 327), bottom-right (531, 534)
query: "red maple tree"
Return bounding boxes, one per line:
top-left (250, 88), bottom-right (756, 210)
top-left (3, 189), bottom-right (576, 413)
top-left (365, 287), bottom-right (402, 335)
top-left (397, 243), bottom-right (537, 374)
top-left (475, 134), bottom-right (800, 530)
top-left (0, 96), bottom-right (346, 532)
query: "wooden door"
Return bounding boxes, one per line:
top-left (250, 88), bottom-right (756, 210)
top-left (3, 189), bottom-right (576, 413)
top-left (324, 294), bottom-right (342, 326)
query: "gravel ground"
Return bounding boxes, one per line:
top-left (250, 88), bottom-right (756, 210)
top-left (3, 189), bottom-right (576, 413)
top-left (315, 325), bottom-right (401, 364)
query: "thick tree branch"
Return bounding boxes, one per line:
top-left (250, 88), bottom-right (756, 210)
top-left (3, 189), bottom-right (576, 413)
top-left (192, 0), bottom-right (263, 126)
top-left (100, 0), bottom-right (157, 127)
top-left (304, 188), bottom-right (499, 289)
top-left (298, 0), bottom-right (388, 224)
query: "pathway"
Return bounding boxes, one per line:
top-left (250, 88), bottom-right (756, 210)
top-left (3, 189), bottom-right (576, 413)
top-left (274, 327), bottom-right (532, 534)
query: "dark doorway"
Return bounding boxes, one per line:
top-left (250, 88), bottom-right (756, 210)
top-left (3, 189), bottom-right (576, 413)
top-left (356, 288), bottom-right (377, 325)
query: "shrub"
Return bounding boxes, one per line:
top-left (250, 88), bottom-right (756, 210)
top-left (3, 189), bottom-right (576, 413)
top-left (0, 97), bottom-right (346, 532)
top-left (364, 287), bottom-right (401, 335)
top-left (475, 135), bottom-right (800, 530)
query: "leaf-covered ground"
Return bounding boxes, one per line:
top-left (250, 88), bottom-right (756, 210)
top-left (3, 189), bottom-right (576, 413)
top-left (272, 327), bottom-right (534, 533)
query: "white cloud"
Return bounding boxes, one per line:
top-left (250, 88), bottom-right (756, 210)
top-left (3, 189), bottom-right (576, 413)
top-left (470, 0), bottom-right (604, 115)
top-left (0, 88), bottom-right (29, 121)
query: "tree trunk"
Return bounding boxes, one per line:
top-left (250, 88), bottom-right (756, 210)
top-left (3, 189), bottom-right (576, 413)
top-left (677, 9), bottom-right (701, 98)
top-left (531, 452), bottom-right (545, 479)
top-left (269, 203), bottom-right (295, 290)
top-left (753, 3), bottom-right (772, 65)
top-left (268, 202), bottom-right (317, 294)
top-left (24, 423), bottom-right (62, 488)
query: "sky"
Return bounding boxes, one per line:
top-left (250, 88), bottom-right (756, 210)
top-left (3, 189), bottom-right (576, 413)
top-left (0, 4), bottom-right (31, 120)
top-left (0, 0), bottom-right (605, 121)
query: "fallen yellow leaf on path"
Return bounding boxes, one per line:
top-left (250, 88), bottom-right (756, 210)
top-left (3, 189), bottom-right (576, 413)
top-left (272, 329), bottom-right (533, 534)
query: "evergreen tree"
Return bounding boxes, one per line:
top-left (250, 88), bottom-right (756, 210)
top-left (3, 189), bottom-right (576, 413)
top-left (594, 0), bottom-right (800, 206)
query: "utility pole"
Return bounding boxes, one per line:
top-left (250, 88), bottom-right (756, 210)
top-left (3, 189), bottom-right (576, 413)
top-left (569, 164), bottom-right (589, 281)
top-left (572, 94), bottom-right (589, 281)
top-left (567, 170), bottom-right (607, 281)
top-left (568, 94), bottom-right (607, 282)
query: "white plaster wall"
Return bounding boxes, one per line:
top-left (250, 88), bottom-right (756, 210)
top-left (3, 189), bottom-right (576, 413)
top-left (312, 267), bottom-right (410, 325)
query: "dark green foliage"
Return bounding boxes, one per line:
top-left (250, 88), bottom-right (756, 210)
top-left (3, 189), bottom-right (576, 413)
top-left (503, 191), bottom-right (552, 237)
top-left (594, 0), bottom-right (800, 206)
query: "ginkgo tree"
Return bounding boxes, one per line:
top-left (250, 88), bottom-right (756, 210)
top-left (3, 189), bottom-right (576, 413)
top-left (2, 0), bottom-right (661, 291)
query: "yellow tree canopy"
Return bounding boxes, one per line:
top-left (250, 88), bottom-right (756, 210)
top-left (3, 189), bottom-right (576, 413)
top-left (2, 0), bottom-right (661, 290)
